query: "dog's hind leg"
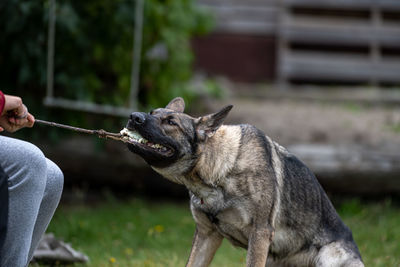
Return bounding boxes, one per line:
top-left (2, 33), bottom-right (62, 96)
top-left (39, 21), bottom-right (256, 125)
top-left (186, 227), bottom-right (223, 267)
top-left (316, 242), bottom-right (364, 267)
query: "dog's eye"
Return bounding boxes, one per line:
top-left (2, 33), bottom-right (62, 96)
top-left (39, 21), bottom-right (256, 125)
top-left (167, 119), bottom-right (177, 126)
top-left (163, 118), bottom-right (177, 126)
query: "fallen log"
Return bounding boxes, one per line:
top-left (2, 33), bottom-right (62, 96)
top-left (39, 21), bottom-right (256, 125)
top-left (288, 144), bottom-right (400, 194)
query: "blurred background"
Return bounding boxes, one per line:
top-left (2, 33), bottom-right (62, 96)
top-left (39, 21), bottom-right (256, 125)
top-left (1, 0), bottom-right (400, 266)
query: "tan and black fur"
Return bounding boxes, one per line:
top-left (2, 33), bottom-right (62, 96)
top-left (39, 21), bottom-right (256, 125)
top-left (125, 97), bottom-right (364, 267)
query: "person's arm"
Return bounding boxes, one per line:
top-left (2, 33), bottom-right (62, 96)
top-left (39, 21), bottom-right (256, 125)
top-left (0, 92), bottom-right (35, 132)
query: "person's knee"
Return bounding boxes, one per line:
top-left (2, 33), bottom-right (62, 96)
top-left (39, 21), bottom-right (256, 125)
top-left (45, 159), bottom-right (64, 200)
top-left (8, 142), bottom-right (47, 192)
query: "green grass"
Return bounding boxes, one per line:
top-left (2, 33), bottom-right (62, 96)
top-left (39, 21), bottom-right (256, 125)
top-left (389, 123), bottom-right (400, 134)
top-left (336, 198), bottom-right (400, 266)
top-left (34, 197), bottom-right (400, 266)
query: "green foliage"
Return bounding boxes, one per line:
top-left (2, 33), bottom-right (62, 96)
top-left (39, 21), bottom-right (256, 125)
top-left (141, 0), bottom-right (213, 107)
top-left (0, 0), bottom-right (214, 115)
top-left (0, 0), bottom-right (46, 91)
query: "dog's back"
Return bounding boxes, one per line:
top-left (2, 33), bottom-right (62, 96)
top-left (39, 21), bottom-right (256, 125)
top-left (260, 128), bottom-right (363, 266)
top-left (217, 124), bottom-right (363, 266)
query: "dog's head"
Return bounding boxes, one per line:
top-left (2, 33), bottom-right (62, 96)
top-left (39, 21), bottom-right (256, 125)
top-left (123, 97), bottom-right (232, 169)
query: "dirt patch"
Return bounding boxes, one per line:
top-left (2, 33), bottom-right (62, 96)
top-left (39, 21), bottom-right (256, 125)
top-left (208, 97), bottom-right (400, 152)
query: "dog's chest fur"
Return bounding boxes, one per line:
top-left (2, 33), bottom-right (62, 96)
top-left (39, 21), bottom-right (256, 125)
top-left (187, 125), bottom-right (278, 248)
top-left (189, 181), bottom-right (254, 248)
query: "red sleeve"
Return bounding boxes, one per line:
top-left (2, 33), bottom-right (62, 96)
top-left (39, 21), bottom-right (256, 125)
top-left (0, 91), bottom-right (5, 115)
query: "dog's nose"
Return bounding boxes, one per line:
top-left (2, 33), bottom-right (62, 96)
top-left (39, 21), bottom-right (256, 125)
top-left (130, 112), bottom-right (146, 125)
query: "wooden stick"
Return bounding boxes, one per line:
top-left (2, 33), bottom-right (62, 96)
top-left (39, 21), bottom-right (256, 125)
top-left (35, 119), bottom-right (123, 141)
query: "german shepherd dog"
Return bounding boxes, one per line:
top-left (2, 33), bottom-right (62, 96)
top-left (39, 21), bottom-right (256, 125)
top-left (123, 97), bottom-right (364, 267)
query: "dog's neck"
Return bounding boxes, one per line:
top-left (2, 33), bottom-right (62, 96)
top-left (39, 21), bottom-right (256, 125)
top-left (190, 125), bottom-right (241, 187)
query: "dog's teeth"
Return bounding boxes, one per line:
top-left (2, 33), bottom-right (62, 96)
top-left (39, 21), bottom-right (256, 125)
top-left (120, 128), bottom-right (148, 144)
top-left (120, 127), bottom-right (168, 152)
top-left (140, 138), bottom-right (148, 144)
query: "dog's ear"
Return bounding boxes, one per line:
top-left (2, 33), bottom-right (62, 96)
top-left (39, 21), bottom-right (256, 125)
top-left (196, 105), bottom-right (233, 140)
top-left (165, 97), bottom-right (185, 113)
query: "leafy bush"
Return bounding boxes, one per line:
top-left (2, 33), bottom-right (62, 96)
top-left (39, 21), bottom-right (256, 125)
top-left (0, 0), bottom-right (214, 113)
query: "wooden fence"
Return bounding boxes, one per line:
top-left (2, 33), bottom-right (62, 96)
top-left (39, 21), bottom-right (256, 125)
top-left (197, 0), bottom-right (400, 86)
top-left (277, 0), bottom-right (400, 86)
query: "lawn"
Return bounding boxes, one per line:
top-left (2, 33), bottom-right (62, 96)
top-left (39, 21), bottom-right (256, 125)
top-left (34, 197), bottom-right (400, 266)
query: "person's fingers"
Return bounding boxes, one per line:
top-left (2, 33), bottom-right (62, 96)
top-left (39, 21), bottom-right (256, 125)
top-left (15, 104), bottom-right (28, 118)
top-left (8, 104), bottom-right (28, 119)
top-left (1, 123), bottom-right (15, 132)
top-left (2, 120), bottom-right (17, 132)
top-left (16, 114), bottom-right (34, 128)
top-left (16, 119), bottom-right (25, 126)
top-left (3, 95), bottom-right (22, 114)
top-left (8, 116), bottom-right (16, 124)
top-left (3, 95), bottom-right (28, 120)
top-left (28, 113), bottom-right (34, 120)
top-left (0, 126), bottom-right (3, 132)
top-left (27, 114), bottom-right (35, 127)
top-left (8, 117), bottom-right (25, 126)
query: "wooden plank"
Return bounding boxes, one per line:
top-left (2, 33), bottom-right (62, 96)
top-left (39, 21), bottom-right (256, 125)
top-left (375, 61), bottom-right (400, 82)
top-left (281, 17), bottom-right (400, 47)
top-left (280, 52), bottom-right (373, 81)
top-left (206, 5), bottom-right (278, 22)
top-left (284, 16), bottom-right (370, 30)
top-left (214, 21), bottom-right (277, 35)
top-left (280, 52), bottom-right (400, 83)
top-left (282, 0), bottom-right (372, 9)
top-left (198, 4), bottom-right (279, 34)
top-left (282, 0), bottom-right (400, 11)
top-left (379, 0), bottom-right (400, 10)
top-left (377, 24), bottom-right (400, 47)
top-left (233, 85), bottom-right (400, 105)
top-left (198, 0), bottom-right (277, 7)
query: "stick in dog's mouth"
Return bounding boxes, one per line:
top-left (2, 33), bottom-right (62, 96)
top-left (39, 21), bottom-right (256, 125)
top-left (120, 128), bottom-right (171, 153)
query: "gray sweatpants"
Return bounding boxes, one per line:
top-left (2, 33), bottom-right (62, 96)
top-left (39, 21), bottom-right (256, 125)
top-left (0, 135), bottom-right (63, 267)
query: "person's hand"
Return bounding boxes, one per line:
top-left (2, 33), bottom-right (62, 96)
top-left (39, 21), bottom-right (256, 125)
top-left (0, 94), bottom-right (35, 132)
